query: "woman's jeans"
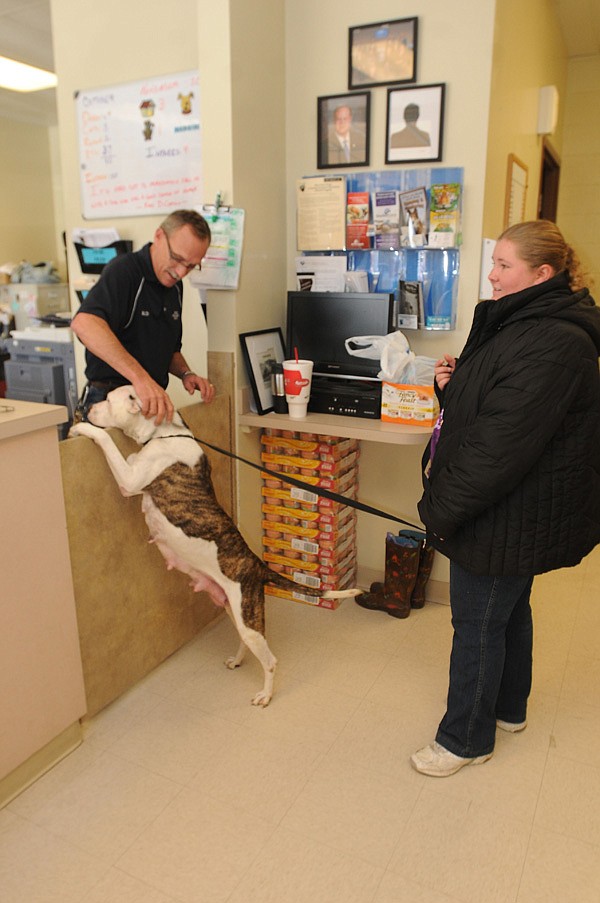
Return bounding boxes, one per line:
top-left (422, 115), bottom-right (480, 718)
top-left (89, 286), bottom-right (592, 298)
top-left (436, 562), bottom-right (534, 758)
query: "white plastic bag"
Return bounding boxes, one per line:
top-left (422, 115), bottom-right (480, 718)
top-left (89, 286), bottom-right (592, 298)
top-left (344, 334), bottom-right (397, 359)
top-left (378, 331), bottom-right (415, 382)
top-left (345, 330), bottom-right (436, 385)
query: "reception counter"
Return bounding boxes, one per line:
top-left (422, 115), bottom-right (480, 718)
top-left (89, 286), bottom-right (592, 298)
top-left (0, 400), bottom-right (87, 808)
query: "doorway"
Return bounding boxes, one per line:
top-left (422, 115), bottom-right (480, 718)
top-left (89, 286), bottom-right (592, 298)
top-left (538, 139), bottom-right (561, 222)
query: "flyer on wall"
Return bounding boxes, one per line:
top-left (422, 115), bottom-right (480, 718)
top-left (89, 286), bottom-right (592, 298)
top-left (296, 176), bottom-right (346, 251)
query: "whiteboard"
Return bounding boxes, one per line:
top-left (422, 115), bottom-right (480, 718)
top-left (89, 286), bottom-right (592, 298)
top-left (76, 70), bottom-right (202, 219)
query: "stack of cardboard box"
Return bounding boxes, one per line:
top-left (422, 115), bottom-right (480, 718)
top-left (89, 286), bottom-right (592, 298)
top-left (260, 429), bottom-right (360, 609)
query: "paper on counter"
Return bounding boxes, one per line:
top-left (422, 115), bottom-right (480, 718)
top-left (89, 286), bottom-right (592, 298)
top-left (71, 228), bottom-right (121, 248)
top-left (295, 255), bottom-right (347, 292)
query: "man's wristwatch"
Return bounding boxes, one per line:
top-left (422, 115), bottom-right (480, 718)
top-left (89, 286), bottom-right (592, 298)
top-left (180, 370), bottom-right (195, 380)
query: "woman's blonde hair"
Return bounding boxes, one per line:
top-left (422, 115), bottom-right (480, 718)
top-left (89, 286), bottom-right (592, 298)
top-left (499, 220), bottom-right (587, 292)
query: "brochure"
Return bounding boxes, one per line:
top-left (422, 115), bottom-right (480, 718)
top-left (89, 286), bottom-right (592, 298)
top-left (429, 183), bottom-right (462, 248)
top-left (398, 187), bottom-right (427, 248)
top-left (397, 280), bottom-right (423, 330)
top-left (346, 191), bottom-right (371, 250)
top-left (373, 190), bottom-right (400, 250)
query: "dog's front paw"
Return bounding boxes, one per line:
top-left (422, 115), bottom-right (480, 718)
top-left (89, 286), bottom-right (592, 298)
top-left (251, 690), bottom-right (272, 707)
top-left (69, 422), bottom-right (96, 439)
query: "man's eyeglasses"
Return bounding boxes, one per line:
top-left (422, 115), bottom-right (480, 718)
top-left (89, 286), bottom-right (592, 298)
top-left (164, 232), bottom-right (202, 272)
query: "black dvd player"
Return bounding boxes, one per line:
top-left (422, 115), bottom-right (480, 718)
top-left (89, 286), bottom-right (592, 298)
top-left (308, 375), bottom-right (382, 419)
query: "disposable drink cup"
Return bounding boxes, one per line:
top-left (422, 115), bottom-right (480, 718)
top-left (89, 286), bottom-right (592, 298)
top-left (282, 359), bottom-right (313, 419)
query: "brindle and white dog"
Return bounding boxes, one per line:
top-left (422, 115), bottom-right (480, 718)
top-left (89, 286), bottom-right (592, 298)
top-left (70, 385), bottom-right (359, 706)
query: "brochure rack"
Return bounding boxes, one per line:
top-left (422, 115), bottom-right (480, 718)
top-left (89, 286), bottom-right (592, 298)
top-left (298, 166), bottom-right (463, 330)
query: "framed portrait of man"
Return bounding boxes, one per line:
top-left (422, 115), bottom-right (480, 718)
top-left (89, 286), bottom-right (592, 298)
top-left (386, 83), bottom-right (446, 165)
top-left (317, 92), bottom-right (370, 170)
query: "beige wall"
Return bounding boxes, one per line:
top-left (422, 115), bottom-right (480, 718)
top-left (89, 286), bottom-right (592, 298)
top-left (557, 55), bottom-right (600, 289)
top-left (285, 0), bottom-right (496, 579)
top-left (220, 0), bottom-right (287, 544)
top-left (51, 0), bottom-right (207, 410)
top-left (50, 0), bottom-right (287, 545)
top-left (482, 0), bottom-right (568, 239)
top-left (0, 115), bottom-right (62, 276)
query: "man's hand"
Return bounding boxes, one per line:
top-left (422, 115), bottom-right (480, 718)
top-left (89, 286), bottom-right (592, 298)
top-left (182, 372), bottom-right (215, 403)
top-left (132, 375), bottom-right (175, 425)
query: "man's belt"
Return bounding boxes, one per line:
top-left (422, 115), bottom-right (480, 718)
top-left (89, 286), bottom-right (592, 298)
top-left (87, 379), bottom-right (124, 391)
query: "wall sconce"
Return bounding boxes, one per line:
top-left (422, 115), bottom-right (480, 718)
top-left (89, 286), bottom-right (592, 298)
top-left (537, 85), bottom-right (559, 135)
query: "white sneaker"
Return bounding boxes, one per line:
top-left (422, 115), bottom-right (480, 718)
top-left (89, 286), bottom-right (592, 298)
top-left (496, 719), bottom-right (527, 733)
top-left (410, 741), bottom-right (493, 777)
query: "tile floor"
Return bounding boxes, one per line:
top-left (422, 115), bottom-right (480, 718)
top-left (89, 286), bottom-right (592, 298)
top-left (2, 547), bottom-right (600, 902)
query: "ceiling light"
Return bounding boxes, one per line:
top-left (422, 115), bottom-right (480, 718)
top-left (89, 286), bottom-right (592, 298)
top-left (0, 55), bottom-right (57, 92)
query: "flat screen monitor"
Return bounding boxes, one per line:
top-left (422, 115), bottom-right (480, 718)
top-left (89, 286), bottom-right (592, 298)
top-left (286, 291), bottom-right (396, 380)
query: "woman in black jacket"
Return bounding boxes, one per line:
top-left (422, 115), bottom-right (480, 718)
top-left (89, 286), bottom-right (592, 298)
top-left (412, 220), bottom-right (600, 777)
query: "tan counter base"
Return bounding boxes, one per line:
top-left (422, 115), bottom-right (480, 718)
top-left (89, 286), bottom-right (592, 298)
top-left (0, 722), bottom-right (82, 810)
top-left (60, 395), bottom-right (234, 717)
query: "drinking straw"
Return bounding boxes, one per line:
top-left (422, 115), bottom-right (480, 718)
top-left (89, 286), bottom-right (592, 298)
top-left (294, 346), bottom-right (299, 363)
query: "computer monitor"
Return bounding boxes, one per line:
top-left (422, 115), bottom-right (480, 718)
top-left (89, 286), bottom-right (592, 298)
top-left (286, 291), bottom-right (396, 380)
top-left (73, 240), bottom-right (133, 275)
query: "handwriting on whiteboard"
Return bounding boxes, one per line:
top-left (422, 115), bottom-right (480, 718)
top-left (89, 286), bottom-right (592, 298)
top-left (76, 70), bottom-right (202, 219)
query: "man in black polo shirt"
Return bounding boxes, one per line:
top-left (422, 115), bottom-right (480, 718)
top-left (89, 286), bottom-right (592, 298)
top-left (72, 209), bottom-right (215, 425)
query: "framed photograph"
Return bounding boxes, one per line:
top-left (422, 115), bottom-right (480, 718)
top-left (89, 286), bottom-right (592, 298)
top-left (239, 328), bottom-right (286, 415)
top-left (317, 92), bottom-right (370, 170)
top-left (504, 153), bottom-right (528, 228)
top-left (385, 83), bottom-right (446, 165)
top-left (348, 18), bottom-right (418, 90)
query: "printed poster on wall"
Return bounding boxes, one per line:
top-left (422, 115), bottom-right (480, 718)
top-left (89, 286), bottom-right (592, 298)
top-left (76, 70), bottom-right (202, 219)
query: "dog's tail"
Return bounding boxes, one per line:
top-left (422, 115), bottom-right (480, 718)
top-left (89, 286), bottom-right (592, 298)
top-left (260, 562), bottom-right (360, 601)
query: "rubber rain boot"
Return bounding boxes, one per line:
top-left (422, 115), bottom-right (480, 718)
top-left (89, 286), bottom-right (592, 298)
top-left (362, 529), bottom-right (422, 597)
top-left (356, 533), bottom-right (420, 618)
top-left (367, 530), bottom-right (434, 610)
top-left (381, 534), bottom-right (421, 618)
top-left (355, 530), bottom-right (399, 612)
top-left (410, 541), bottom-right (435, 609)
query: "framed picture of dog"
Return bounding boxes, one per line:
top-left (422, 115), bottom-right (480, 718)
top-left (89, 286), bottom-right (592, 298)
top-left (385, 83), bottom-right (446, 165)
top-left (348, 17), bottom-right (418, 90)
top-left (239, 328), bottom-right (286, 415)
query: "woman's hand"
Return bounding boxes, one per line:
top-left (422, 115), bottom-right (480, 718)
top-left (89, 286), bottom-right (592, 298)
top-left (434, 355), bottom-right (456, 390)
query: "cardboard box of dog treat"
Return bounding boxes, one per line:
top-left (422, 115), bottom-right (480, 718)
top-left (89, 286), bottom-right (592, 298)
top-left (260, 449), bottom-right (360, 476)
top-left (380, 382), bottom-right (439, 426)
top-left (261, 433), bottom-right (359, 462)
top-left (265, 583), bottom-right (346, 609)
top-left (261, 488), bottom-right (356, 521)
top-left (261, 464), bottom-right (358, 494)
top-left (261, 513), bottom-right (357, 547)
top-left (263, 428), bottom-right (356, 446)
top-left (261, 502), bottom-right (355, 532)
top-left (262, 546), bottom-right (355, 578)
top-left (263, 547), bottom-right (357, 584)
top-left (262, 531), bottom-right (355, 564)
top-left (265, 562), bottom-right (357, 609)
top-left (261, 484), bottom-right (357, 515)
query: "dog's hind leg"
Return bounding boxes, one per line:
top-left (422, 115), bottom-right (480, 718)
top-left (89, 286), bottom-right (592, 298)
top-left (224, 607), bottom-right (247, 670)
top-left (224, 586), bottom-right (277, 707)
top-left (245, 631), bottom-right (277, 707)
